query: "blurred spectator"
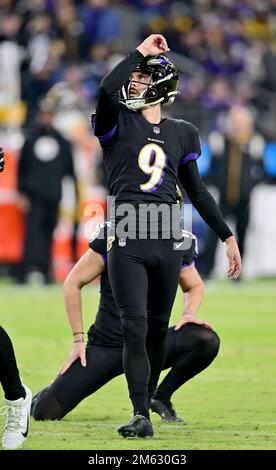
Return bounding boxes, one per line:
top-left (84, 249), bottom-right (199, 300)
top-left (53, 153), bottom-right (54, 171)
top-left (54, 0), bottom-right (84, 61)
top-left (79, 0), bottom-right (122, 56)
top-left (201, 77), bottom-right (234, 130)
top-left (261, 37), bottom-right (276, 93)
top-left (20, 12), bottom-right (61, 123)
top-left (0, 12), bottom-right (23, 122)
top-left (84, 42), bottom-right (110, 99)
top-left (17, 97), bottom-right (77, 284)
top-left (201, 15), bottom-right (245, 76)
top-left (201, 105), bottom-right (265, 279)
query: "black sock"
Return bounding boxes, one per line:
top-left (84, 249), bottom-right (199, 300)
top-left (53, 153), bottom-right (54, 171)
top-left (133, 407), bottom-right (150, 420)
top-left (121, 316), bottom-right (150, 421)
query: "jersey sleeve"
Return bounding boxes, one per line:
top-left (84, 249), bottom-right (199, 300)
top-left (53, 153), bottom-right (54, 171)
top-left (91, 111), bottom-right (118, 144)
top-left (179, 123), bottom-right (201, 166)
top-left (89, 223), bottom-right (108, 257)
top-left (180, 231), bottom-right (198, 270)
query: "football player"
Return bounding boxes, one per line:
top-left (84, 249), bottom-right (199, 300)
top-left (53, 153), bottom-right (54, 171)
top-left (92, 34), bottom-right (241, 437)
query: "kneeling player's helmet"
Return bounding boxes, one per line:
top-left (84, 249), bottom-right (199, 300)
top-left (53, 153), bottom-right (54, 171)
top-left (120, 54), bottom-right (179, 111)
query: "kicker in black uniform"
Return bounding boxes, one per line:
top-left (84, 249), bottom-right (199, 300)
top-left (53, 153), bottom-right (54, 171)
top-left (92, 34), bottom-right (241, 438)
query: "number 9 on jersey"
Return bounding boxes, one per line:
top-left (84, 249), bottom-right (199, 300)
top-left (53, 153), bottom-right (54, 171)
top-left (138, 143), bottom-right (167, 192)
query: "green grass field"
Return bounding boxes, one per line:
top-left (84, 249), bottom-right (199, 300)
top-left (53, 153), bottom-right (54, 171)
top-left (0, 279), bottom-right (275, 450)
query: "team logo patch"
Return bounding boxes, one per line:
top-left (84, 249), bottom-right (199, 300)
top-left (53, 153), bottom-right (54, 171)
top-left (107, 235), bottom-right (115, 252)
top-left (153, 126), bottom-right (160, 134)
top-left (89, 224), bottom-right (101, 244)
top-left (118, 238), bottom-right (126, 247)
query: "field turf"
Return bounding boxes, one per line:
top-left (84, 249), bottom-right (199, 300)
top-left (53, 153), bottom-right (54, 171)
top-left (0, 280), bottom-right (275, 450)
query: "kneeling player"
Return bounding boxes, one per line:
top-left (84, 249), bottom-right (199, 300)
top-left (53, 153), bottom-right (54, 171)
top-left (32, 224), bottom-right (219, 423)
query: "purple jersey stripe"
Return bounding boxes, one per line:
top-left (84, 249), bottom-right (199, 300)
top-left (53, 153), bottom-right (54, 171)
top-left (179, 152), bottom-right (200, 166)
top-left (91, 115), bottom-right (118, 142)
top-left (180, 260), bottom-right (194, 271)
top-left (101, 254), bottom-right (107, 266)
top-left (98, 124), bottom-right (118, 142)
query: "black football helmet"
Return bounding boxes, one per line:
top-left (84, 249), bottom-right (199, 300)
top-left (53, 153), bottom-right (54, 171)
top-left (120, 54), bottom-right (179, 111)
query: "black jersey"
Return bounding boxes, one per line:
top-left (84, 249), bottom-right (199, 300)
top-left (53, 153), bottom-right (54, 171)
top-left (87, 223), bottom-right (197, 348)
top-left (92, 104), bottom-right (201, 205)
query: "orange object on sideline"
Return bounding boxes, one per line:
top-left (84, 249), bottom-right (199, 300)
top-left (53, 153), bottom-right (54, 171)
top-left (0, 204), bottom-right (25, 262)
top-left (51, 219), bottom-right (74, 283)
top-left (0, 148), bottom-right (25, 263)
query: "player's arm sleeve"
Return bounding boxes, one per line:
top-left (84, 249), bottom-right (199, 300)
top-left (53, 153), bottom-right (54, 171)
top-left (92, 49), bottom-right (144, 140)
top-left (179, 125), bottom-right (201, 166)
top-left (178, 160), bottom-right (233, 242)
top-left (181, 236), bottom-right (197, 270)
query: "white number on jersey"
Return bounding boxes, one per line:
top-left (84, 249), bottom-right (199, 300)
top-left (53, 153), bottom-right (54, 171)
top-left (138, 143), bottom-right (167, 192)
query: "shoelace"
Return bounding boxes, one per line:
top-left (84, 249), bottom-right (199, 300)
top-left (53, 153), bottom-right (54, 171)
top-left (0, 405), bottom-right (23, 431)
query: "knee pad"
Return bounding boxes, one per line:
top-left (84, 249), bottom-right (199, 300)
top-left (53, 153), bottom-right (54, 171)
top-left (121, 315), bottom-right (148, 346)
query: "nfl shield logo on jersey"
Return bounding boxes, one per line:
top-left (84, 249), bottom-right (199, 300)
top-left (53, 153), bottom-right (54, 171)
top-left (153, 126), bottom-right (160, 134)
top-left (119, 238), bottom-right (126, 247)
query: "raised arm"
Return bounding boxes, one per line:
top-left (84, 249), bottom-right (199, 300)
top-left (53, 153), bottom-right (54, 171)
top-left (93, 34), bottom-right (170, 138)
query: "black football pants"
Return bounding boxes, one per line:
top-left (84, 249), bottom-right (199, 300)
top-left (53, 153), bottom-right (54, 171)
top-left (107, 238), bottom-right (183, 418)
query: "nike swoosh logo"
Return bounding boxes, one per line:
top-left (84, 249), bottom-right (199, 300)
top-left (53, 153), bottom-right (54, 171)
top-left (21, 415), bottom-right (29, 438)
top-left (175, 242), bottom-right (184, 249)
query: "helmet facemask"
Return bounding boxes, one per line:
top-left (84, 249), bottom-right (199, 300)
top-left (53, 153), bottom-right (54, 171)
top-left (120, 55), bottom-right (179, 111)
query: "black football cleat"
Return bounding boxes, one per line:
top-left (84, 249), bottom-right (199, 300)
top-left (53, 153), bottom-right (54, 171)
top-left (150, 398), bottom-right (184, 422)
top-left (118, 414), bottom-right (154, 438)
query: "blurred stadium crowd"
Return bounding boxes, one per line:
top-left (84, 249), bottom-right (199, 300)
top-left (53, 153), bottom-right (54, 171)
top-left (1, 0), bottom-right (276, 130)
top-left (0, 0), bottom-right (276, 282)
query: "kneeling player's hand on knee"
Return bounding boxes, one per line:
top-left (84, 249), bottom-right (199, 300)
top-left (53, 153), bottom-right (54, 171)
top-left (60, 342), bottom-right (87, 375)
top-left (175, 314), bottom-right (213, 331)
